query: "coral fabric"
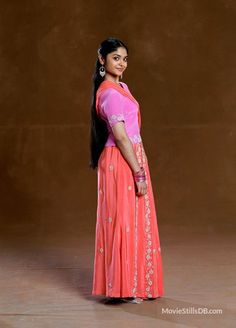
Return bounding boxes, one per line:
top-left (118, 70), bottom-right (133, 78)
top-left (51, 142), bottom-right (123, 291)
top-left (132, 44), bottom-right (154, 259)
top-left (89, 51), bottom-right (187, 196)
top-left (92, 80), bottom-right (164, 298)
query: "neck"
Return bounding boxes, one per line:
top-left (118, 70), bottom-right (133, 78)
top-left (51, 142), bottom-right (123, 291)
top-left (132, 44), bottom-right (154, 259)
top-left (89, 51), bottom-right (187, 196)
top-left (104, 74), bottom-right (120, 84)
top-left (102, 79), bottom-right (123, 88)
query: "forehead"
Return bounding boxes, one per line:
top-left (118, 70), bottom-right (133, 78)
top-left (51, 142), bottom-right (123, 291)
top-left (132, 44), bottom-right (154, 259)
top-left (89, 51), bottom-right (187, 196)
top-left (109, 47), bottom-right (128, 56)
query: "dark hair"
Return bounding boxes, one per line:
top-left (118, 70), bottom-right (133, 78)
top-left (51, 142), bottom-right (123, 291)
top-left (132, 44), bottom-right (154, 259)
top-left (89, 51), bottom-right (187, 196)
top-left (89, 37), bottom-right (128, 169)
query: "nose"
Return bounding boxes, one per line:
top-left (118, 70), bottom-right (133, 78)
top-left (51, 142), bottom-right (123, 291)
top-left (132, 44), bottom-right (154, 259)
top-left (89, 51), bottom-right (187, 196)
top-left (119, 61), bottom-right (126, 68)
top-left (119, 58), bottom-right (127, 64)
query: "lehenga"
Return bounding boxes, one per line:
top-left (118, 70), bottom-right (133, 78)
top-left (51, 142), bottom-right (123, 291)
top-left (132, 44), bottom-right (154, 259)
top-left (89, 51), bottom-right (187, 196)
top-left (92, 80), bottom-right (164, 299)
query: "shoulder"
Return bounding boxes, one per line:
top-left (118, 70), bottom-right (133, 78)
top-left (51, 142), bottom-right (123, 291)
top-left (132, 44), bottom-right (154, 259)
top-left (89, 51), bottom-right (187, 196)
top-left (100, 87), bottom-right (123, 102)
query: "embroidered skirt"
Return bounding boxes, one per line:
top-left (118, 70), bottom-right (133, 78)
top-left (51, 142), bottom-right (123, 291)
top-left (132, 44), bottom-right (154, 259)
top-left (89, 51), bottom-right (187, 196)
top-left (92, 142), bottom-right (164, 298)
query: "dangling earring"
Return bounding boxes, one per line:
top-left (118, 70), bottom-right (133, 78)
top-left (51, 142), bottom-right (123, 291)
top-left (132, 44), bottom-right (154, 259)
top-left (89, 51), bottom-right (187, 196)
top-left (99, 65), bottom-right (106, 77)
top-left (120, 73), bottom-right (123, 80)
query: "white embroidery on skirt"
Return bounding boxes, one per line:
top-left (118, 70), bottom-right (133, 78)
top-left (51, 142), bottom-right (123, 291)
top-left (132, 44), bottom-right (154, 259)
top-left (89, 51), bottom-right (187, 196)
top-left (135, 142), bottom-right (154, 298)
top-left (132, 194), bottom-right (138, 296)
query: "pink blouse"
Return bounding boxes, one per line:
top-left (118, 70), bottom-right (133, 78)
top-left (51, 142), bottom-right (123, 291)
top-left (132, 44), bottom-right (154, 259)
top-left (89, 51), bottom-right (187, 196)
top-left (98, 82), bottom-right (142, 147)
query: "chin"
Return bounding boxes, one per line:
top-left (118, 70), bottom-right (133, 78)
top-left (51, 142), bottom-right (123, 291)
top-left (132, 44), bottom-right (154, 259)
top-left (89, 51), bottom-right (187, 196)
top-left (112, 73), bottom-right (121, 78)
top-left (115, 70), bottom-right (123, 76)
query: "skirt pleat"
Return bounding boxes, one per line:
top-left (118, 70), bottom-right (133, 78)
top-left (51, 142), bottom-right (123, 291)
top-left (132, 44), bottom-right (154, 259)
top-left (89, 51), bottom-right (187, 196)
top-left (92, 142), bottom-right (164, 298)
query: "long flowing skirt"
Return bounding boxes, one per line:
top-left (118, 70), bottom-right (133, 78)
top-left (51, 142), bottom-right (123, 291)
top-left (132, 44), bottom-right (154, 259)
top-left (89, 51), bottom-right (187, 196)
top-left (92, 142), bottom-right (164, 298)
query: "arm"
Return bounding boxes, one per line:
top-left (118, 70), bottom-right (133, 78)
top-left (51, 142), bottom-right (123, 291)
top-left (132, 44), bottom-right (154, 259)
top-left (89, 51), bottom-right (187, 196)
top-left (111, 122), bottom-right (141, 173)
top-left (111, 122), bottom-right (147, 196)
top-left (100, 89), bottom-right (146, 194)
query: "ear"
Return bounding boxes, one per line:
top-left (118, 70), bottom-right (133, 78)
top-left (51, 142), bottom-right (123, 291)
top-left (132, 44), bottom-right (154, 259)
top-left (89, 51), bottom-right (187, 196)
top-left (98, 54), bottom-right (105, 65)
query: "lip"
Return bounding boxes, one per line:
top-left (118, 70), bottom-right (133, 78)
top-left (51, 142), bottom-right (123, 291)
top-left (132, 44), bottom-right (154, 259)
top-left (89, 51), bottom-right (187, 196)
top-left (116, 68), bottom-right (123, 71)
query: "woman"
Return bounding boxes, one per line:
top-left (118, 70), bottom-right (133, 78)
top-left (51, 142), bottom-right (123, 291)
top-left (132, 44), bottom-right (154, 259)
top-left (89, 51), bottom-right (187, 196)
top-left (89, 37), bottom-right (164, 304)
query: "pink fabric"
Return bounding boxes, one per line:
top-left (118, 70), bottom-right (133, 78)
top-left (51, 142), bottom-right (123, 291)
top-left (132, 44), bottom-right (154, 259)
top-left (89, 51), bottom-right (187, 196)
top-left (99, 82), bottom-right (142, 146)
top-left (92, 81), bottom-right (164, 298)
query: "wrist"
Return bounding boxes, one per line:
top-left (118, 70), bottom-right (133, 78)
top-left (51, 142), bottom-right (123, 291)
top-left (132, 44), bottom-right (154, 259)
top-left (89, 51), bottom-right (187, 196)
top-left (133, 166), bottom-right (146, 182)
top-left (133, 166), bottom-right (144, 175)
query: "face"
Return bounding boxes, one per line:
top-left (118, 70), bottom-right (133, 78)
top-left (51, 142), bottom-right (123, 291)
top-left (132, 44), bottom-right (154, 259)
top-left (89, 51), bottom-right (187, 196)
top-left (100, 47), bottom-right (128, 78)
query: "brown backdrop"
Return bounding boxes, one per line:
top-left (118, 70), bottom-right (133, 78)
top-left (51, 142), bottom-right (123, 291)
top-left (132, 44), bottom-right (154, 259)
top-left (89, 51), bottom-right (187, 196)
top-left (0, 1), bottom-right (236, 326)
top-left (0, 1), bottom-right (235, 242)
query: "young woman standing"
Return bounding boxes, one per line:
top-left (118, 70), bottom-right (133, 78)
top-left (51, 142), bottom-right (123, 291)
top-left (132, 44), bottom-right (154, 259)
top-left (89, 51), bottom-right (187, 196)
top-left (89, 37), bottom-right (164, 304)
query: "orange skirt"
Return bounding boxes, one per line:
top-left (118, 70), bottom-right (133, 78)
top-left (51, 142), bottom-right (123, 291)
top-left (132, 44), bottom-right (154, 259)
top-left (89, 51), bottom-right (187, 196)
top-left (92, 142), bottom-right (164, 298)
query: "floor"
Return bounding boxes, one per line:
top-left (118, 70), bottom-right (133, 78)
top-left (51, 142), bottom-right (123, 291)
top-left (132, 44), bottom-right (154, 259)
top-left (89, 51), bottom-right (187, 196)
top-left (0, 222), bottom-right (235, 328)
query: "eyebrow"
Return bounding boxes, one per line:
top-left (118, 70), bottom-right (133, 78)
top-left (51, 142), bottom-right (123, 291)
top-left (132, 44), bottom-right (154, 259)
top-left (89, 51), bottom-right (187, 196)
top-left (113, 53), bottom-right (128, 58)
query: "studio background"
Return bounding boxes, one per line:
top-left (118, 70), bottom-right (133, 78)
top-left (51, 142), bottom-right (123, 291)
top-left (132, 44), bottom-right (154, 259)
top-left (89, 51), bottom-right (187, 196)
top-left (0, 1), bottom-right (235, 327)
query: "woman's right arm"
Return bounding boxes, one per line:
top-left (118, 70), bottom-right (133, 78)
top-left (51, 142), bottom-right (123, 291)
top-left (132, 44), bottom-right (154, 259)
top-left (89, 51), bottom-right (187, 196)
top-left (112, 122), bottom-right (140, 172)
top-left (112, 122), bottom-right (147, 196)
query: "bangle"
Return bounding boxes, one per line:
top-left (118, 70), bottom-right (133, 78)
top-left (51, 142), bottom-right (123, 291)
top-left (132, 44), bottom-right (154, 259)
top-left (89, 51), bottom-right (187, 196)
top-left (133, 166), bottom-right (146, 182)
top-left (134, 176), bottom-right (146, 182)
top-left (134, 175), bottom-right (146, 182)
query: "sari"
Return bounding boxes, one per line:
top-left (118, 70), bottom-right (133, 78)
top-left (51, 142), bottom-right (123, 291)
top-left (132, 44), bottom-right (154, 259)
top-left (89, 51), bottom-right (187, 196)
top-left (92, 80), bottom-right (164, 298)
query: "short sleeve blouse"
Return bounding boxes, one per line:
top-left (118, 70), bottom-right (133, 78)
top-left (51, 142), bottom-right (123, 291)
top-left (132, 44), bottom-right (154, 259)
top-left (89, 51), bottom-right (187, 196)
top-left (97, 82), bottom-right (142, 146)
top-left (99, 89), bottom-right (126, 128)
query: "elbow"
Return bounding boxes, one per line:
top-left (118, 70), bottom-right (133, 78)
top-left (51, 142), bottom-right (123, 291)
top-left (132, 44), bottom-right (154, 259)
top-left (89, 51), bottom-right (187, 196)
top-left (115, 135), bottom-right (130, 145)
top-left (111, 122), bottom-right (130, 144)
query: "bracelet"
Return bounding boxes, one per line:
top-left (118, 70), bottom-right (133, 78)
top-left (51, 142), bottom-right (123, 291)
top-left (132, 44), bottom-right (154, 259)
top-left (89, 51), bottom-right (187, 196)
top-left (134, 176), bottom-right (146, 182)
top-left (134, 175), bottom-right (146, 182)
top-left (133, 166), bottom-right (146, 182)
